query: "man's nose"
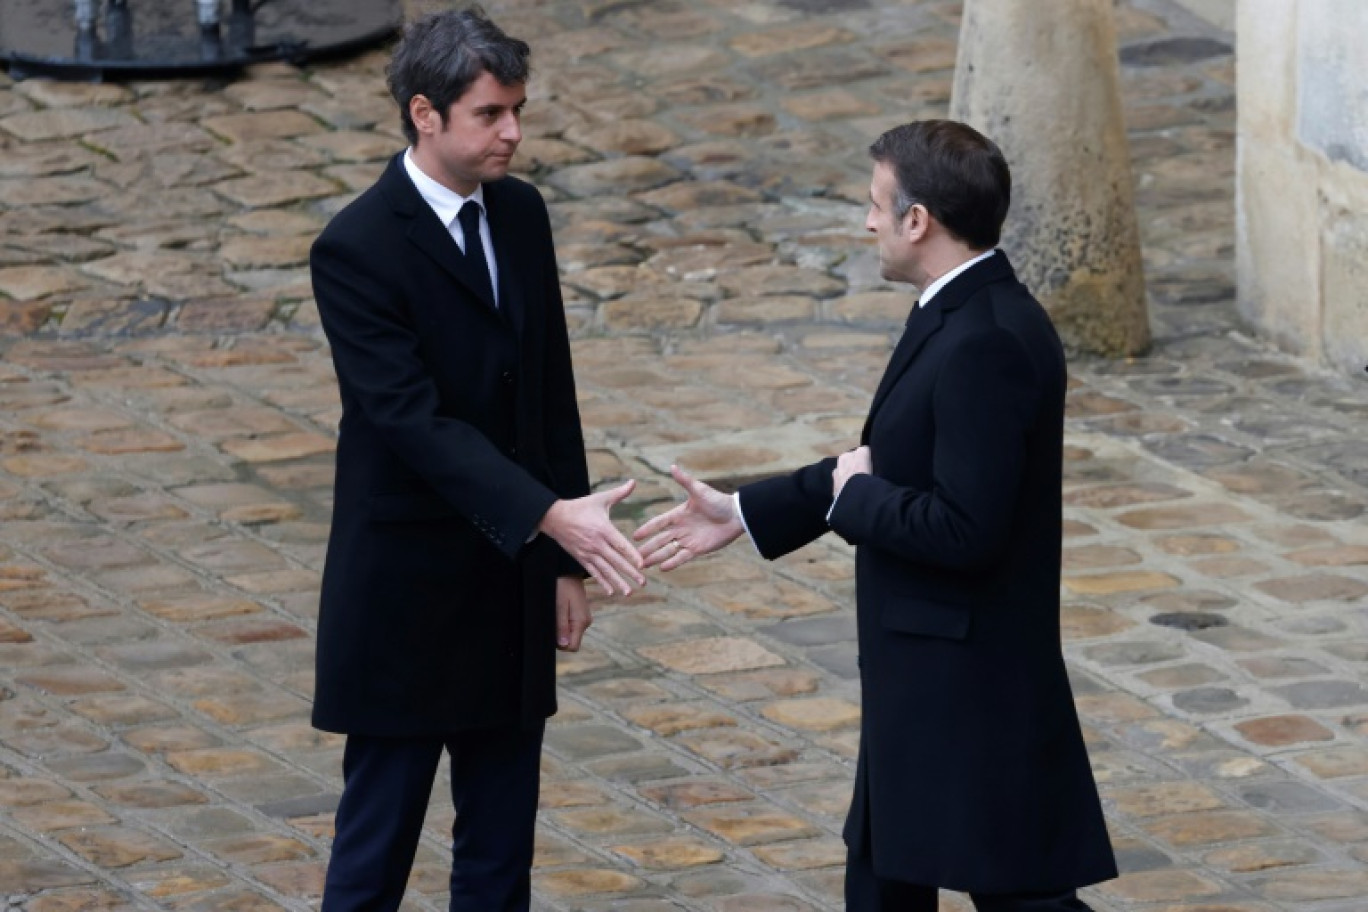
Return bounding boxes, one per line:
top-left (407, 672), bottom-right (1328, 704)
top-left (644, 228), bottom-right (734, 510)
top-left (501, 113), bottom-right (522, 143)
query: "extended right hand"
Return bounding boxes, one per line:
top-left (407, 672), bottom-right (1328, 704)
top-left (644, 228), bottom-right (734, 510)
top-left (633, 465), bottom-right (743, 571)
top-left (538, 480), bottom-right (645, 597)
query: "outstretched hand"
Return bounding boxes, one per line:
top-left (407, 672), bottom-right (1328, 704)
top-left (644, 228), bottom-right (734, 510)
top-left (634, 465), bottom-right (743, 571)
top-left (539, 480), bottom-right (644, 596)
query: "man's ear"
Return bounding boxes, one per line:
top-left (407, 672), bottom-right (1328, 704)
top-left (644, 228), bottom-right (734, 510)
top-left (409, 94), bottom-right (439, 138)
top-left (902, 203), bottom-right (930, 243)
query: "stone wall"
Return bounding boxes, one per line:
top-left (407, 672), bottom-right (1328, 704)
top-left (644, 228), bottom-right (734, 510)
top-left (1168, 0), bottom-right (1235, 30)
top-left (1237, 0), bottom-right (1368, 374)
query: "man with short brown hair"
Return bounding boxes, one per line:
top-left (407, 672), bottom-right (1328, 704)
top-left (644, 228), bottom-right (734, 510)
top-left (637, 120), bottom-right (1116, 911)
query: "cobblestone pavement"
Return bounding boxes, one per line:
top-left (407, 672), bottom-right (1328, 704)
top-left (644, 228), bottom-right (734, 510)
top-left (2, 0), bottom-right (1367, 910)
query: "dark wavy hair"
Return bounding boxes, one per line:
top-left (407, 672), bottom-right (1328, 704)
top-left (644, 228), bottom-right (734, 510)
top-left (868, 120), bottom-right (1011, 250)
top-left (386, 6), bottom-right (531, 145)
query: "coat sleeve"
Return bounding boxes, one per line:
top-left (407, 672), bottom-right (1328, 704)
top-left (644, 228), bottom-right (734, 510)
top-left (736, 456), bottom-right (838, 560)
top-left (827, 328), bottom-right (1040, 570)
top-left (311, 230), bottom-right (558, 559)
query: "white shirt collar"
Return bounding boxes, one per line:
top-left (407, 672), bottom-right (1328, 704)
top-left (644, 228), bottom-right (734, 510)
top-left (402, 147), bottom-right (485, 227)
top-left (918, 249), bottom-right (996, 307)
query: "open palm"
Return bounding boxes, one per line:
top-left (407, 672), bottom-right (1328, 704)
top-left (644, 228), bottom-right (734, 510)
top-left (634, 465), bottom-right (743, 570)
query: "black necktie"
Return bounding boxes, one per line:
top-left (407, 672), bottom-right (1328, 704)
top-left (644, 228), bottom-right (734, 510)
top-left (457, 200), bottom-right (495, 307)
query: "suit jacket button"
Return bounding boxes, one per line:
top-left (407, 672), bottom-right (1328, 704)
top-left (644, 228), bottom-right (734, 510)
top-left (509, 445), bottom-right (518, 457)
top-left (501, 370), bottom-right (514, 385)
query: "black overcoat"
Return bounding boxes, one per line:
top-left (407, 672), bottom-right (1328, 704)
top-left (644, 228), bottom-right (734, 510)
top-left (309, 155), bottom-right (589, 737)
top-left (739, 253), bottom-right (1116, 893)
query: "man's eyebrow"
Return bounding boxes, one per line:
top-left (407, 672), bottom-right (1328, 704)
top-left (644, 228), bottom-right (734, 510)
top-left (474, 98), bottom-right (527, 113)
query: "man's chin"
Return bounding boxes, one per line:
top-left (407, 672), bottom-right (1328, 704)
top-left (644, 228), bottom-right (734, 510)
top-left (483, 158), bottom-right (515, 180)
top-left (879, 265), bottom-right (912, 285)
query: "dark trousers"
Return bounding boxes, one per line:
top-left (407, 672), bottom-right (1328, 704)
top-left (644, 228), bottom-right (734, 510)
top-left (321, 722), bottom-right (545, 912)
top-left (846, 850), bottom-right (1094, 912)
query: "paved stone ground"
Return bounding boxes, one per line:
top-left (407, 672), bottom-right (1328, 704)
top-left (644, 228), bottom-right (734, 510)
top-left (2, 0), bottom-right (1367, 910)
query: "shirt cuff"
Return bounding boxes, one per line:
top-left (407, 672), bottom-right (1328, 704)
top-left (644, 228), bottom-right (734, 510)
top-left (826, 486), bottom-right (845, 524)
top-left (732, 492), bottom-right (762, 555)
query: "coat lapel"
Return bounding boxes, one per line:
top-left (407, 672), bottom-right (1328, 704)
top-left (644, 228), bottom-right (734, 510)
top-left (484, 181), bottom-right (526, 335)
top-left (379, 155), bottom-right (501, 316)
top-left (861, 301), bottom-right (943, 444)
top-left (859, 251), bottom-right (1017, 444)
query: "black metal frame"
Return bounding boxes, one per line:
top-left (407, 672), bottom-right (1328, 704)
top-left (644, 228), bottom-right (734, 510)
top-left (0, 0), bottom-right (400, 81)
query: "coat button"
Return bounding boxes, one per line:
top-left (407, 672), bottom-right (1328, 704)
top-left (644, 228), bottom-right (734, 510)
top-left (509, 445), bottom-right (518, 457)
top-left (501, 370), bottom-right (514, 385)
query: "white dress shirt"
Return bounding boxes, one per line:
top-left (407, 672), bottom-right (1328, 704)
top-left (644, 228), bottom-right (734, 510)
top-left (734, 249), bottom-right (999, 544)
top-left (402, 148), bottom-right (500, 307)
top-left (912, 248), bottom-right (996, 312)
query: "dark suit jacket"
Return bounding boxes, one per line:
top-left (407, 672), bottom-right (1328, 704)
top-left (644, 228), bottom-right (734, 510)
top-left (740, 253), bottom-right (1116, 893)
top-left (309, 154), bottom-right (589, 737)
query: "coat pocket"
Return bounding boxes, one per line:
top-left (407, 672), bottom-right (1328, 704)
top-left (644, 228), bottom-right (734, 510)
top-left (880, 595), bottom-right (971, 640)
top-left (367, 491), bottom-right (459, 523)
